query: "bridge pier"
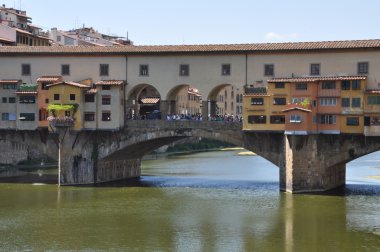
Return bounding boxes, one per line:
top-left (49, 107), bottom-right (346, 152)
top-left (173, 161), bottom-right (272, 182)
top-left (282, 135), bottom-right (346, 193)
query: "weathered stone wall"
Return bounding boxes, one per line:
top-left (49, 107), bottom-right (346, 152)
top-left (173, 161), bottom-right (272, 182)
top-left (0, 130), bottom-right (57, 165)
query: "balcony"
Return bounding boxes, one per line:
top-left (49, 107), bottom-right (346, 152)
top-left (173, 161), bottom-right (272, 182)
top-left (48, 116), bottom-right (75, 127)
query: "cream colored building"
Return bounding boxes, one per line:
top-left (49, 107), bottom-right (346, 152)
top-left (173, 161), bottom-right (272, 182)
top-left (1, 40), bottom-right (380, 132)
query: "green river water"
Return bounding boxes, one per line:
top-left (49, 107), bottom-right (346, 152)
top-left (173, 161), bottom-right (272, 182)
top-left (0, 149), bottom-right (379, 251)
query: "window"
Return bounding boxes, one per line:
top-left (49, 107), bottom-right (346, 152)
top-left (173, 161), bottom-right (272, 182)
top-left (57, 35), bottom-right (61, 42)
top-left (102, 96), bottom-right (111, 105)
top-left (251, 98), bottom-right (264, 105)
top-left (248, 115), bottom-right (266, 124)
top-left (54, 94), bottom-right (60, 101)
top-left (85, 94), bottom-right (95, 103)
top-left (222, 64), bottom-right (231, 75)
top-left (100, 64), bottom-right (109, 76)
top-left (84, 113), bottom-right (95, 121)
top-left (20, 96), bottom-right (36, 103)
top-left (2, 113), bottom-right (9, 121)
top-left (22, 64), bottom-right (31, 76)
top-left (310, 63), bottom-right (320, 75)
top-left (295, 83), bottom-right (307, 90)
top-left (264, 64), bottom-right (274, 76)
top-left (3, 84), bottom-right (16, 89)
top-left (368, 96), bottom-right (380, 105)
top-left (102, 85), bottom-right (111, 90)
top-left (320, 98), bottom-right (337, 106)
top-left (19, 113), bottom-right (35, 121)
top-left (61, 64), bottom-right (70, 75)
top-left (341, 80), bottom-right (350, 90)
top-left (341, 98), bottom-right (350, 107)
top-left (102, 111), bottom-right (111, 121)
top-left (41, 82), bottom-right (49, 90)
top-left (270, 115), bottom-right (285, 124)
top-left (140, 64), bottom-right (149, 76)
top-left (321, 81), bottom-right (336, 89)
top-left (346, 117), bottom-right (359, 126)
top-left (275, 82), bottom-right (285, 88)
top-left (179, 64), bottom-right (189, 76)
top-left (2, 97), bottom-right (7, 103)
top-left (352, 80), bottom-right (361, 90)
top-left (319, 114), bottom-right (336, 124)
top-left (8, 97), bottom-right (15, 103)
top-left (273, 97), bottom-right (286, 105)
top-left (45, 98), bottom-right (49, 104)
top-left (358, 62), bottom-right (368, 75)
top-left (352, 98), bottom-right (361, 107)
top-left (290, 114), bottom-right (302, 123)
top-left (70, 94), bottom-right (76, 101)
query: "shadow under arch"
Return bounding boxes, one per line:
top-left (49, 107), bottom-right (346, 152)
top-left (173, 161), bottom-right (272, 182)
top-left (126, 83), bottom-right (161, 119)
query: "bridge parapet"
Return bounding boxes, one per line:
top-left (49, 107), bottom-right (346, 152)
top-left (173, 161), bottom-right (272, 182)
top-left (126, 120), bottom-right (242, 131)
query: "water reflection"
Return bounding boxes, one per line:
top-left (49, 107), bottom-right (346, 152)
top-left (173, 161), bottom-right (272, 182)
top-left (0, 149), bottom-right (379, 251)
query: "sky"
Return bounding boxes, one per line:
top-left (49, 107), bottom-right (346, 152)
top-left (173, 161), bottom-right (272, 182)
top-left (2, 0), bottom-right (380, 45)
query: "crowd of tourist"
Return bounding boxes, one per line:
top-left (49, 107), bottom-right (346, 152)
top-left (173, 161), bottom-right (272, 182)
top-left (129, 112), bottom-right (242, 123)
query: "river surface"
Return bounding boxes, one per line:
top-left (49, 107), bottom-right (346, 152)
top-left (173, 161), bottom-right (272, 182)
top-left (0, 149), bottom-right (380, 251)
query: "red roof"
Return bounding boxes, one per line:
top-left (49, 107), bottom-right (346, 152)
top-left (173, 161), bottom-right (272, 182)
top-left (37, 76), bottom-right (62, 83)
top-left (47, 81), bottom-right (90, 88)
top-left (95, 80), bottom-right (125, 85)
top-left (0, 79), bottom-right (20, 84)
top-left (269, 76), bottom-right (367, 83)
top-left (140, 98), bottom-right (160, 104)
top-left (1, 39), bottom-right (380, 55)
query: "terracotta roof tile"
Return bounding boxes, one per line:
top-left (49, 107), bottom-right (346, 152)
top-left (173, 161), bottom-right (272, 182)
top-left (268, 76), bottom-right (367, 83)
top-left (15, 91), bottom-right (37, 95)
top-left (95, 80), bottom-right (125, 85)
top-left (86, 88), bottom-right (97, 94)
top-left (47, 81), bottom-right (90, 88)
top-left (0, 79), bottom-right (20, 84)
top-left (1, 39), bottom-right (380, 55)
top-left (366, 90), bottom-right (380, 94)
top-left (37, 76), bottom-right (62, 83)
top-left (140, 98), bottom-right (160, 104)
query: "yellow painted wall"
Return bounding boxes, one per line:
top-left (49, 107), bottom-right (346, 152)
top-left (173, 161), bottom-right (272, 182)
top-left (340, 115), bottom-right (363, 134)
top-left (47, 84), bottom-right (85, 131)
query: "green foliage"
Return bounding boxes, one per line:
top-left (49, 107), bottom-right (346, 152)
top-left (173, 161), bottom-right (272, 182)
top-left (300, 98), bottom-right (310, 107)
top-left (48, 103), bottom-right (79, 117)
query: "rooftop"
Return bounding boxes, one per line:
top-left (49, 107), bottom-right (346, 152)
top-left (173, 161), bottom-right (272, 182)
top-left (1, 39), bottom-right (380, 55)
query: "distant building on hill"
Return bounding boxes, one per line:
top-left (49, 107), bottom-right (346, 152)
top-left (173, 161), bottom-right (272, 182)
top-left (0, 4), bottom-right (50, 46)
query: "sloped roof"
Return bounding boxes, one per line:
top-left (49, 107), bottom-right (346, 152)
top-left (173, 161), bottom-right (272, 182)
top-left (37, 76), bottom-right (62, 83)
top-left (1, 39), bottom-right (380, 55)
top-left (46, 81), bottom-right (90, 88)
top-left (140, 98), bottom-right (160, 104)
top-left (268, 76), bottom-right (367, 83)
top-left (0, 79), bottom-right (20, 84)
top-left (95, 80), bottom-right (125, 85)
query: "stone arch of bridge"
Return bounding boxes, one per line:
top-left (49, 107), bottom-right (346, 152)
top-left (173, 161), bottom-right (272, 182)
top-left (126, 83), bottom-right (161, 119)
top-left (100, 121), bottom-right (244, 162)
top-left (205, 83), bottom-right (236, 117)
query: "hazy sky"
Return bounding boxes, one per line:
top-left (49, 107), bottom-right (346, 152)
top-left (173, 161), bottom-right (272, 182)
top-left (2, 0), bottom-right (380, 45)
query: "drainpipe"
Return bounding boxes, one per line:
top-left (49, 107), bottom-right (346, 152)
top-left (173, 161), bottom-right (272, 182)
top-left (124, 56), bottom-right (128, 127)
top-left (245, 54), bottom-right (248, 87)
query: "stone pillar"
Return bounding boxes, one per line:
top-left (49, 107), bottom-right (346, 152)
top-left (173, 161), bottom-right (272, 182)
top-left (96, 158), bottom-right (141, 182)
top-left (160, 100), bottom-right (176, 119)
top-left (202, 100), bottom-right (209, 120)
top-left (282, 135), bottom-right (346, 193)
top-left (209, 100), bottom-right (217, 116)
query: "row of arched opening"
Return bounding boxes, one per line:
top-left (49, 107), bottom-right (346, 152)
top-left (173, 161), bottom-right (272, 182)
top-left (126, 83), bottom-right (244, 120)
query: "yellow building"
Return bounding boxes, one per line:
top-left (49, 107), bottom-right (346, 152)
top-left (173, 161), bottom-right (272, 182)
top-left (340, 77), bottom-right (366, 134)
top-left (46, 81), bottom-right (90, 131)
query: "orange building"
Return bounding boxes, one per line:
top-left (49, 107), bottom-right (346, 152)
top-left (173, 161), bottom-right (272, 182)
top-left (36, 76), bottom-right (63, 128)
top-left (243, 76), bottom-right (368, 135)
